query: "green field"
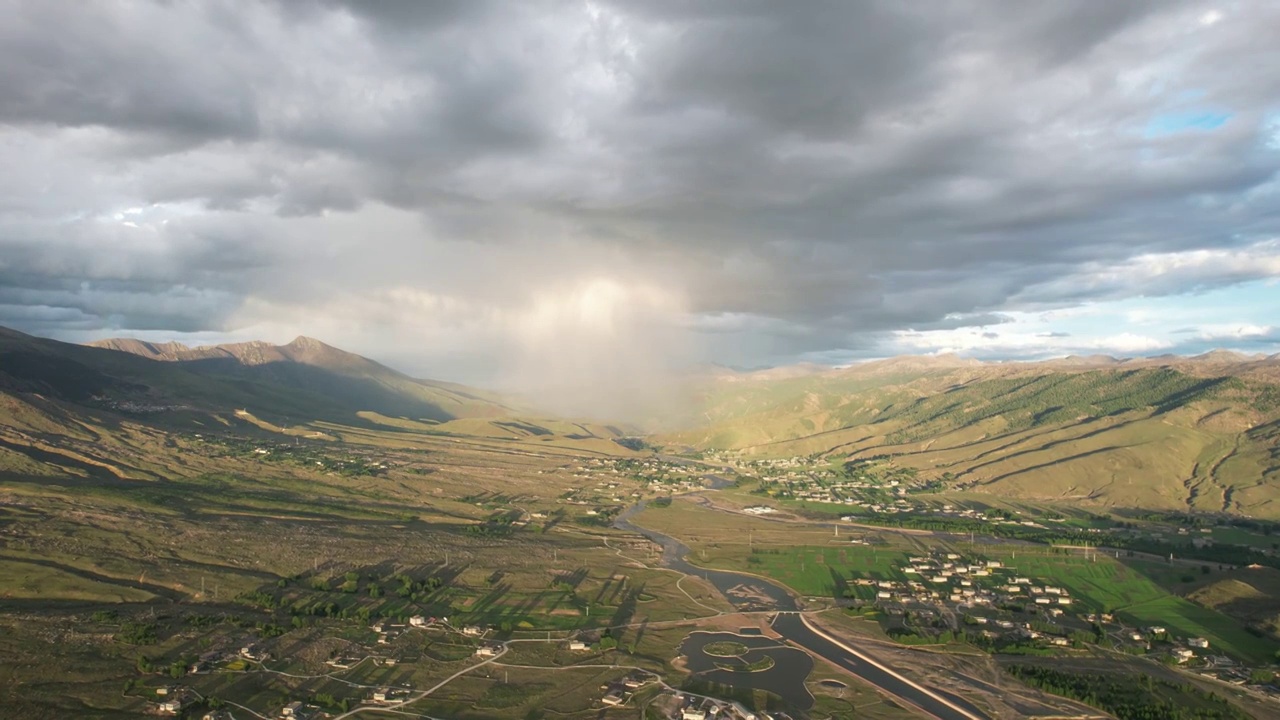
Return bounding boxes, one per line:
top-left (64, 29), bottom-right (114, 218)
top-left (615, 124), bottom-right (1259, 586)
top-left (970, 546), bottom-right (1280, 664)
top-left (635, 501), bottom-right (1280, 664)
top-left (732, 545), bottom-right (909, 596)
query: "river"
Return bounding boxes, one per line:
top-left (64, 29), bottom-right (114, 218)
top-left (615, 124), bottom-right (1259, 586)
top-left (614, 491), bottom-right (988, 720)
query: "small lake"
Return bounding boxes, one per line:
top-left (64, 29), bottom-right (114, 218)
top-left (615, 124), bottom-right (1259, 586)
top-left (614, 486), bottom-right (989, 720)
top-left (678, 631), bottom-right (814, 711)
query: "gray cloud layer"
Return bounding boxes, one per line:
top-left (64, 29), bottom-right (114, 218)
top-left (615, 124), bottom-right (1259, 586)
top-left (2, 0), bottom-right (1279, 379)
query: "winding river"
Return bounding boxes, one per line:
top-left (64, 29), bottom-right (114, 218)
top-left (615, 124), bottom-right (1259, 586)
top-left (614, 490), bottom-right (989, 720)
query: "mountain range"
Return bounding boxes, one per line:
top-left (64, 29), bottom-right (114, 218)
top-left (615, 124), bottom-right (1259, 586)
top-left (5, 325), bottom-right (1280, 516)
top-left (0, 326), bottom-right (518, 424)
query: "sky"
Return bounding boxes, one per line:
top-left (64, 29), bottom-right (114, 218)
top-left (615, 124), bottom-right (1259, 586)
top-left (3, 0), bottom-right (1280, 391)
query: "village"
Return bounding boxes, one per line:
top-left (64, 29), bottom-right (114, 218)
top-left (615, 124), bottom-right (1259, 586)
top-left (137, 615), bottom-right (679, 719)
top-left (138, 610), bottom-right (815, 720)
top-left (849, 549), bottom-right (1239, 675)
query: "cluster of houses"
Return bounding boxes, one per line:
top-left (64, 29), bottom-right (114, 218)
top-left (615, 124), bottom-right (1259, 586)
top-left (369, 687), bottom-right (410, 704)
top-left (861, 552), bottom-right (1223, 664)
top-left (278, 701), bottom-right (318, 719)
top-left (652, 690), bottom-right (793, 720)
top-left (863, 553), bottom-right (1026, 607)
top-left (152, 686), bottom-right (196, 716)
top-left (552, 469), bottom-right (646, 512)
top-left (598, 672), bottom-right (656, 708)
top-left (746, 462), bottom-right (945, 511)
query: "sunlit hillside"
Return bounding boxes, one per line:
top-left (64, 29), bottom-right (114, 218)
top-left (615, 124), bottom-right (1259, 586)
top-left (661, 355), bottom-right (1280, 516)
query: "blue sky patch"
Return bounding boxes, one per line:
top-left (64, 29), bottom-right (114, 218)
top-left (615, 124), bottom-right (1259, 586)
top-left (1145, 110), bottom-right (1232, 137)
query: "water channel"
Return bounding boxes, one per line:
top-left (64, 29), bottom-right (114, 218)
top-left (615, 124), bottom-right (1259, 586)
top-left (613, 488), bottom-right (989, 720)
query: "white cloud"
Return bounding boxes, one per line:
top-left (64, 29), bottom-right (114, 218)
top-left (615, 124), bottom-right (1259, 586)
top-left (1011, 239), bottom-right (1280, 307)
top-left (1194, 323), bottom-right (1274, 340)
top-left (887, 326), bottom-right (1171, 358)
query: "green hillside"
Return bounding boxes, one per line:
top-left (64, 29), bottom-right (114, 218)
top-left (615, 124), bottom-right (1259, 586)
top-left (660, 357), bottom-right (1280, 517)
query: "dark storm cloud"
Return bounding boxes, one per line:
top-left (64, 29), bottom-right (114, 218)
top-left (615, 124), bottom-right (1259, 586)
top-left (1, 0), bottom-right (1279, 374)
top-left (0, 3), bottom-right (261, 143)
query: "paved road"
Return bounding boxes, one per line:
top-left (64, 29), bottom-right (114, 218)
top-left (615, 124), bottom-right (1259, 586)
top-left (616, 495), bottom-right (989, 720)
top-left (772, 613), bottom-right (987, 720)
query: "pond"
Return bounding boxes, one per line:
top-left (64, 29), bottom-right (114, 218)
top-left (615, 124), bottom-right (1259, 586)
top-left (678, 631), bottom-right (814, 711)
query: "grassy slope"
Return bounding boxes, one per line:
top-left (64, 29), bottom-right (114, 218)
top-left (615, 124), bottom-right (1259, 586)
top-left (660, 363), bottom-right (1280, 516)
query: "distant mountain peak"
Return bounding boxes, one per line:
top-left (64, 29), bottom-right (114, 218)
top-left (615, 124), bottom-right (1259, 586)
top-left (87, 337), bottom-right (194, 361)
top-left (285, 335), bottom-right (326, 350)
top-left (86, 334), bottom-right (376, 372)
top-left (1190, 349), bottom-right (1255, 363)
